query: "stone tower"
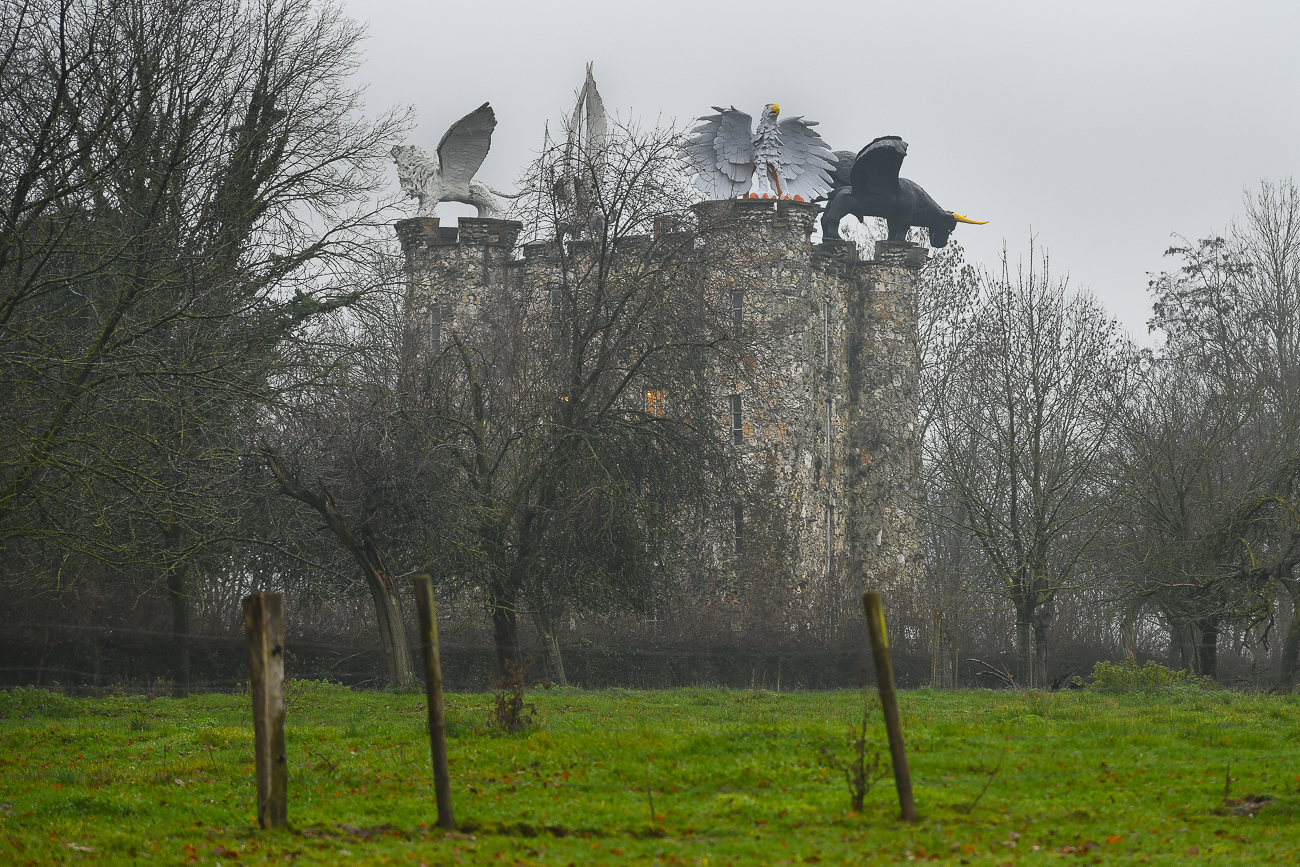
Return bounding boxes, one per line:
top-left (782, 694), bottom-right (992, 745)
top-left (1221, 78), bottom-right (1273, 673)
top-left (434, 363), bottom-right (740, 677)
top-left (692, 198), bottom-right (926, 598)
top-left (395, 200), bottom-right (927, 602)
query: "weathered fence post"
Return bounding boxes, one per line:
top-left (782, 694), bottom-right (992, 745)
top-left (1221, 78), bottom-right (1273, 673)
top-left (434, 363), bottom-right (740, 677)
top-left (243, 592), bottom-right (288, 829)
top-left (413, 574), bottom-right (456, 830)
top-left (862, 590), bottom-right (917, 822)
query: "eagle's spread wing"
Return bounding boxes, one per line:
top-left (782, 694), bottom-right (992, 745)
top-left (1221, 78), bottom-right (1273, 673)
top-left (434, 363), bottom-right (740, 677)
top-left (437, 102), bottom-right (497, 195)
top-left (774, 116), bottom-right (836, 201)
top-left (683, 106), bottom-right (754, 199)
top-left (849, 136), bottom-right (907, 197)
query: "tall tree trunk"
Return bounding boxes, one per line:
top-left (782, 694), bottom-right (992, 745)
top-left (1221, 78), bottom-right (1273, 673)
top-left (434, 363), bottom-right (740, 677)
top-left (1277, 571), bottom-right (1300, 691)
top-left (489, 578), bottom-right (521, 680)
top-left (1196, 616), bottom-right (1219, 680)
top-left (356, 530), bottom-right (412, 687)
top-left (263, 451), bottom-right (412, 685)
top-left (1015, 605), bottom-right (1033, 687)
top-left (165, 564), bottom-right (191, 697)
top-left (1168, 619), bottom-right (1194, 671)
top-left (532, 610), bottom-right (567, 687)
top-left (1031, 603), bottom-right (1051, 689)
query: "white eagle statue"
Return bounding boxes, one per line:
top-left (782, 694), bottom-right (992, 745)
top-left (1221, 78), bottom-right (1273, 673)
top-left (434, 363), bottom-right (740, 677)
top-left (683, 104), bottom-right (836, 201)
top-left (391, 102), bottom-right (518, 219)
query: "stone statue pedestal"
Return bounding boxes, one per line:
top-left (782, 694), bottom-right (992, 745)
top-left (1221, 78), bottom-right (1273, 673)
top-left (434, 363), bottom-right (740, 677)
top-left (458, 218), bottom-right (522, 249)
top-left (872, 240), bottom-right (929, 270)
top-left (395, 217), bottom-right (457, 252)
top-left (693, 197), bottom-right (821, 238)
top-left (394, 217), bottom-right (522, 252)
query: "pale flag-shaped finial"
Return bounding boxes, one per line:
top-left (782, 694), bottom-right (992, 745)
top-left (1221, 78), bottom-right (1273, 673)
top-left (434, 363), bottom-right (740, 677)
top-left (558, 63), bottom-right (610, 237)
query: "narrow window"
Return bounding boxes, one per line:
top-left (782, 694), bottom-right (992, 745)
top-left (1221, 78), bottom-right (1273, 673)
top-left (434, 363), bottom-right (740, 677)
top-left (731, 290), bottom-right (744, 334)
top-left (434, 302), bottom-right (452, 350)
top-left (646, 389), bottom-right (665, 417)
top-left (733, 504), bottom-right (744, 555)
top-left (825, 503), bottom-right (833, 574)
top-left (730, 394), bottom-right (743, 445)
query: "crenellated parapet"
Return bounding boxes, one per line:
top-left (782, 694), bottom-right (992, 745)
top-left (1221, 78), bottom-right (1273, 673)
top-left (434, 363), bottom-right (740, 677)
top-left (396, 216), bottom-right (523, 356)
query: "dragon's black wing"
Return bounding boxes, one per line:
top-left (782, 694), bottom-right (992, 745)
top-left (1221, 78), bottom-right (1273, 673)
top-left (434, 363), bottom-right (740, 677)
top-left (826, 150), bottom-right (856, 191)
top-left (849, 136), bottom-right (907, 196)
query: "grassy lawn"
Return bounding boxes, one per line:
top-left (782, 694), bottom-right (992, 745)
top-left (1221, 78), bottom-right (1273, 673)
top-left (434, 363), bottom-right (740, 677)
top-left (2, 683), bottom-right (1298, 865)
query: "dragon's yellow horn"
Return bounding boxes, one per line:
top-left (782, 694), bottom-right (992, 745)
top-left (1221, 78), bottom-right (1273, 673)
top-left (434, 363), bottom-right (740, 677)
top-left (952, 213), bottom-right (988, 225)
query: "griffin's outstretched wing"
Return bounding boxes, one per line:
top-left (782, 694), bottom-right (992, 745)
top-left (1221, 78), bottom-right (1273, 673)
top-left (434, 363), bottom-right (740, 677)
top-left (683, 106), bottom-right (754, 199)
top-left (438, 102), bottom-right (497, 194)
top-left (774, 116), bottom-right (836, 201)
top-left (849, 136), bottom-right (907, 197)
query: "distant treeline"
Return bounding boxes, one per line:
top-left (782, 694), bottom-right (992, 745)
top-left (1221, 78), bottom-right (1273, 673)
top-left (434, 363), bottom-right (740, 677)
top-left (2, 0), bottom-right (1298, 693)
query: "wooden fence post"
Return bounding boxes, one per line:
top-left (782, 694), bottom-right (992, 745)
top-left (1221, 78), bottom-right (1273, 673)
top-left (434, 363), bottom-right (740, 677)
top-left (243, 592), bottom-right (288, 829)
top-left (414, 575), bottom-right (456, 830)
top-left (862, 590), bottom-right (917, 822)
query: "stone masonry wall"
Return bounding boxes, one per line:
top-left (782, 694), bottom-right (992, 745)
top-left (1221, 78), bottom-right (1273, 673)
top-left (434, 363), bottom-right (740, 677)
top-left (395, 216), bottom-right (523, 357)
top-left (396, 204), bottom-right (925, 615)
top-left (844, 241), bottom-right (926, 593)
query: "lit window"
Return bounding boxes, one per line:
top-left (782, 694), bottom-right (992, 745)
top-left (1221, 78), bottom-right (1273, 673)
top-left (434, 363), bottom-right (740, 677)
top-left (730, 394), bottom-right (743, 445)
top-left (646, 389), bottom-right (665, 417)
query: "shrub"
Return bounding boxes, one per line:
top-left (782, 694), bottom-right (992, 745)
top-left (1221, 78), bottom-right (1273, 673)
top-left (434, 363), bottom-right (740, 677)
top-left (1086, 659), bottom-right (1215, 691)
top-left (489, 659), bottom-right (537, 733)
top-left (2, 687), bottom-right (79, 719)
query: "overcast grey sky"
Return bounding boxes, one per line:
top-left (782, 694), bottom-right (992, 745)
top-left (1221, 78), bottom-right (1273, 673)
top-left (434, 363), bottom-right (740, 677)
top-left (343, 0), bottom-right (1299, 339)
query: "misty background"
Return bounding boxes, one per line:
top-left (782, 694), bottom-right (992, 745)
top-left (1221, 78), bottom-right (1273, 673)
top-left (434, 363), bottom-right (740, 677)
top-left (346, 0), bottom-right (1300, 338)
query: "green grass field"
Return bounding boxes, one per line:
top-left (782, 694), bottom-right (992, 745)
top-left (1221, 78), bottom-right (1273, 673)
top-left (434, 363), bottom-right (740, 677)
top-left (2, 684), bottom-right (1298, 865)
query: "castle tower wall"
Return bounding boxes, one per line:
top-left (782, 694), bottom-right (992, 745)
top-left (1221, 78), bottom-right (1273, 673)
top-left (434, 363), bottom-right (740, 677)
top-left (396, 204), bottom-right (925, 615)
top-left (692, 199), bottom-right (823, 588)
top-left (691, 201), bottom-right (925, 600)
top-left (843, 241), bottom-right (926, 592)
top-left (395, 216), bottom-right (524, 356)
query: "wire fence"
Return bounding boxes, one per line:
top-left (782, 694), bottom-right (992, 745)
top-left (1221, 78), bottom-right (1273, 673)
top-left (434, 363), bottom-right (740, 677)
top-left (1, 616), bottom-right (1291, 695)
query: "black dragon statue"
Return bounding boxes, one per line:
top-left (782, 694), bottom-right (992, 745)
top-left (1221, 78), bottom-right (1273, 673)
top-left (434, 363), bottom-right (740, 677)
top-left (819, 136), bottom-right (985, 247)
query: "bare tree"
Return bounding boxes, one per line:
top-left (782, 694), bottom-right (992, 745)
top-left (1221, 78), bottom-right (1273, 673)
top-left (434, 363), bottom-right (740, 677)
top-left (1110, 356), bottom-right (1285, 678)
top-left (0, 0), bottom-right (407, 690)
top-left (927, 245), bottom-right (1134, 686)
top-left (424, 117), bottom-right (749, 679)
top-left (255, 246), bottom-right (459, 687)
top-left (1127, 179), bottom-right (1300, 683)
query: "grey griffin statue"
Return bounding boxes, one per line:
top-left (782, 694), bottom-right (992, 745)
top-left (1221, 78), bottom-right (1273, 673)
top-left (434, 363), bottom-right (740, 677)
top-left (820, 136), bottom-right (986, 247)
top-left (391, 102), bottom-right (519, 219)
top-left (682, 104), bottom-right (836, 201)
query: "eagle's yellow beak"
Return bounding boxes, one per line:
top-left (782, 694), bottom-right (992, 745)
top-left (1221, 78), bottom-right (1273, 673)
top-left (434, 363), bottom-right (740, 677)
top-left (952, 213), bottom-right (988, 225)
top-left (771, 103), bottom-right (779, 115)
